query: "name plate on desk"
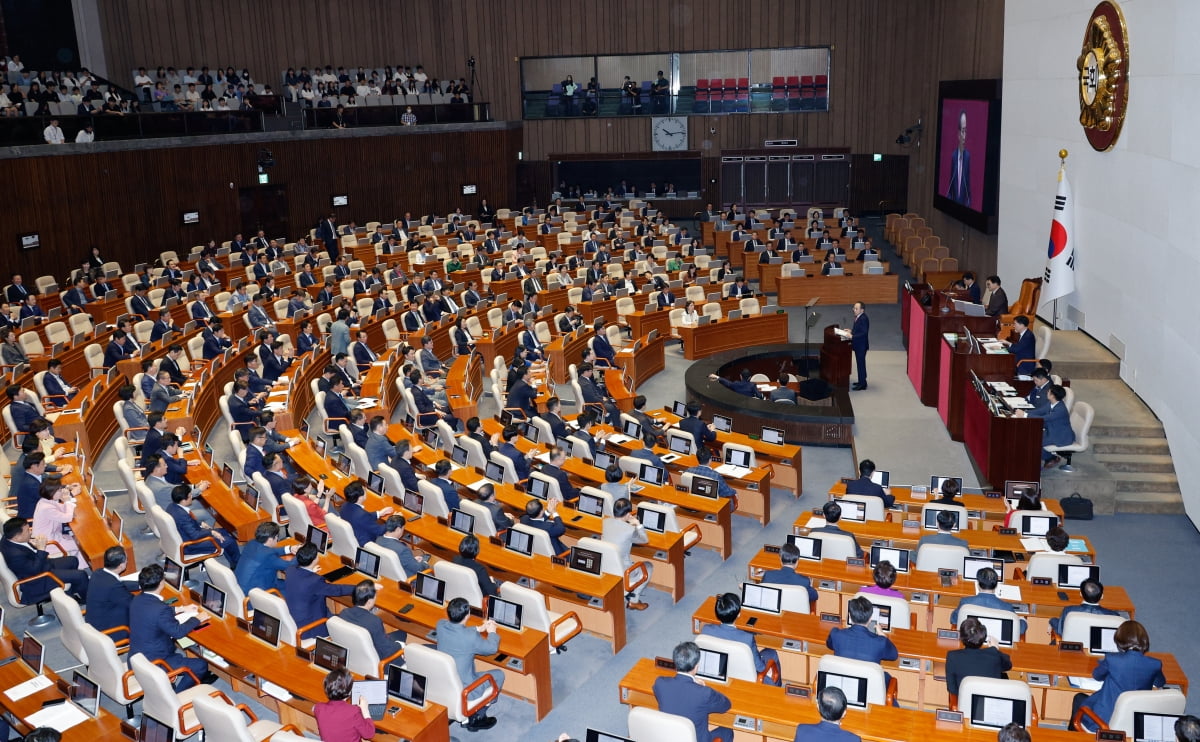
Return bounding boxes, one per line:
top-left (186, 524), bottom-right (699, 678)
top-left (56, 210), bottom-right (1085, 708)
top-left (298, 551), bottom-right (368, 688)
top-left (936, 710), bottom-right (964, 725)
top-left (818, 580), bottom-right (838, 591)
top-left (1059, 641), bottom-right (1084, 652)
top-left (846, 557), bottom-right (865, 567)
top-left (763, 544), bottom-right (781, 554)
top-left (811, 507), bottom-right (824, 515)
top-left (902, 519), bottom-right (920, 529)
top-left (898, 657), bottom-right (920, 670)
top-left (820, 612), bottom-right (841, 624)
top-left (937, 629), bottom-right (958, 640)
top-left (938, 569), bottom-right (958, 585)
top-left (911, 593), bottom-right (930, 605)
top-left (655, 656), bottom-right (677, 670)
top-left (1032, 577), bottom-right (1053, 586)
top-left (551, 556), bottom-right (567, 566)
top-left (784, 684), bottom-right (811, 698)
top-left (911, 486), bottom-right (928, 500)
top-left (986, 491), bottom-right (1003, 498)
top-left (733, 716), bottom-right (760, 732)
top-left (1096, 732), bottom-right (1126, 742)
top-left (1028, 673), bottom-right (1051, 686)
top-left (998, 527), bottom-right (1017, 535)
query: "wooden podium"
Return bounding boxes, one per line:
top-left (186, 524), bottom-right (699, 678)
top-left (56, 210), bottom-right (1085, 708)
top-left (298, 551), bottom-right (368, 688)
top-left (820, 324), bottom-right (851, 387)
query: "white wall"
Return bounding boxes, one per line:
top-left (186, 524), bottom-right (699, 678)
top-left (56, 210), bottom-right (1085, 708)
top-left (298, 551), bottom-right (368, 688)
top-left (1000, 0), bottom-right (1200, 524)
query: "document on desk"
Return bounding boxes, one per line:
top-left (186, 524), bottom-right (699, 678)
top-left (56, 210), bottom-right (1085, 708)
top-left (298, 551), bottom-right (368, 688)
top-left (1004, 396), bottom-right (1034, 409)
top-left (25, 702), bottom-right (89, 732)
top-left (4, 675), bottom-right (53, 701)
top-left (1020, 537), bottom-right (1050, 552)
top-left (1066, 538), bottom-right (1088, 553)
top-left (1069, 676), bottom-right (1103, 691)
top-left (981, 584), bottom-right (1023, 601)
top-left (715, 463), bottom-right (752, 479)
top-left (803, 516), bottom-right (827, 530)
top-left (604, 434), bottom-right (633, 445)
top-left (466, 479), bottom-right (490, 492)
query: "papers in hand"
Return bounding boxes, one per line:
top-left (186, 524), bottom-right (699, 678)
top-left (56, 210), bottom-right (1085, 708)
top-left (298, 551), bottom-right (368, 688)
top-left (715, 463), bottom-right (752, 479)
top-left (25, 701), bottom-right (89, 732)
top-left (5, 675), bottom-right (53, 701)
top-left (176, 607), bottom-right (199, 624)
top-left (833, 328), bottom-right (851, 339)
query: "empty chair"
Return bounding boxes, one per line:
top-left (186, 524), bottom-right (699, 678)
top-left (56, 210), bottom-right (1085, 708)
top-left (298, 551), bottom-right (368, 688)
top-left (627, 706), bottom-right (697, 742)
top-left (192, 693), bottom-right (289, 742)
top-left (50, 587), bottom-right (90, 663)
top-left (129, 652), bottom-right (224, 738)
top-left (78, 624), bottom-right (141, 718)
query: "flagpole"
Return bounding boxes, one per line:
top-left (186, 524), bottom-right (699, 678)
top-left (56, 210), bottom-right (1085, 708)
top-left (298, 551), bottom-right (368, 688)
top-left (1052, 149), bottom-right (1068, 331)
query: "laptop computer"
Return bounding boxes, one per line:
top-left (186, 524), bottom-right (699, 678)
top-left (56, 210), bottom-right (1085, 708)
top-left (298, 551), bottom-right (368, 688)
top-left (71, 670), bottom-right (100, 716)
top-left (712, 414), bottom-right (733, 433)
top-left (761, 426), bottom-right (784, 445)
top-left (667, 433), bottom-right (693, 455)
top-left (250, 611), bottom-right (281, 647)
top-left (354, 547), bottom-right (381, 578)
top-left (973, 615), bottom-right (1016, 647)
top-left (585, 731), bottom-right (635, 742)
top-left (1134, 712), bottom-right (1184, 742)
top-left (963, 556), bottom-right (1005, 582)
top-left (352, 679), bottom-right (389, 720)
top-left (307, 525), bottom-right (330, 554)
top-left (569, 546), bottom-right (603, 575)
top-left (139, 714), bottom-right (175, 742)
top-left (1020, 514), bottom-right (1058, 536)
top-left (449, 508), bottom-right (475, 534)
top-left (1089, 625), bottom-right (1120, 655)
top-left (869, 545), bottom-right (910, 573)
top-left (638, 463), bottom-right (666, 487)
top-left (200, 581), bottom-right (226, 618)
top-left (505, 527), bottom-right (534, 556)
top-left (386, 664), bottom-right (428, 709)
top-left (838, 499), bottom-right (867, 522)
top-left (740, 582), bottom-right (782, 614)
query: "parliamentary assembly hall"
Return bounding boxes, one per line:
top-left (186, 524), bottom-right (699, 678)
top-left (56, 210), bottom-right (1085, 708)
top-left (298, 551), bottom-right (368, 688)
top-left (0, 1), bottom-right (1195, 740)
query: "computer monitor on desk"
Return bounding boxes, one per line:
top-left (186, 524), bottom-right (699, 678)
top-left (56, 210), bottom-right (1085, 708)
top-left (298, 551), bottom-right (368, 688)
top-left (1020, 514), bottom-right (1058, 536)
top-left (786, 534), bottom-right (822, 560)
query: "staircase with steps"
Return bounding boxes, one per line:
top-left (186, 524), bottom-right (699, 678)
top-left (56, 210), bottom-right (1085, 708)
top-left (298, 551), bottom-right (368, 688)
top-left (1035, 336), bottom-right (1183, 514)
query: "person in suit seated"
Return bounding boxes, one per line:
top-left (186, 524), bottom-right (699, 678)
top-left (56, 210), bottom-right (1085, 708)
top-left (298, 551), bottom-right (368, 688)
top-left (769, 374), bottom-right (797, 403)
top-left (826, 596), bottom-right (899, 690)
top-left (158, 345), bottom-right (188, 385)
top-left (234, 521), bottom-right (293, 596)
top-left (950, 567), bottom-right (1027, 637)
top-left (473, 483), bottom-right (513, 534)
top-left (62, 277), bottom-right (92, 314)
top-left (945, 616), bottom-right (1013, 697)
top-left (927, 477), bottom-right (963, 506)
top-left (760, 543), bottom-right (819, 603)
top-left (427, 459), bottom-right (461, 512)
top-left (1049, 579), bottom-right (1120, 638)
top-left (148, 369), bottom-right (183, 414)
top-left (14, 453), bottom-right (48, 520)
top-left (228, 381), bottom-right (262, 440)
top-left (1, 515), bottom-right (89, 602)
top-left (18, 293), bottom-right (45, 323)
top-left (375, 515), bottom-right (428, 578)
top-left (590, 320), bottom-right (618, 367)
top-left (709, 368), bottom-right (759, 399)
top-left (845, 459), bottom-right (895, 508)
top-left (496, 424), bottom-right (532, 482)
top-left (676, 403), bottom-right (718, 449)
top-left (165, 484), bottom-right (240, 566)
top-left (1014, 384), bottom-right (1074, 468)
top-left (811, 501), bottom-right (863, 557)
top-left (338, 580), bottom-right (407, 661)
top-left (1025, 368), bottom-right (1052, 412)
top-left (128, 284), bottom-right (155, 319)
top-left (1071, 621), bottom-right (1166, 732)
top-left (149, 309), bottom-right (181, 343)
top-left (338, 480), bottom-right (392, 546)
top-left (702, 592), bottom-right (782, 686)
top-left (653, 640), bottom-right (733, 742)
top-left (295, 319), bottom-right (318, 355)
top-left (129, 563), bottom-right (215, 690)
top-left (792, 686), bottom-right (861, 742)
top-left (202, 321), bottom-right (233, 359)
top-left (519, 497), bottom-right (568, 554)
top-left (1002, 315), bottom-right (1037, 373)
top-left (727, 276), bottom-right (753, 298)
top-left (984, 275), bottom-right (1008, 317)
top-left (103, 329), bottom-right (136, 368)
top-left (117, 385), bottom-right (149, 442)
top-left (40, 359), bottom-right (76, 404)
top-left (85, 546), bottom-right (138, 638)
top-left (820, 252), bottom-right (839, 276)
top-left (505, 364), bottom-right (538, 420)
top-left (363, 416), bottom-right (394, 471)
top-left (454, 533), bottom-right (500, 598)
top-left (917, 509), bottom-right (969, 553)
top-left (0, 330), bottom-right (27, 367)
top-left (283, 542), bottom-right (357, 640)
top-left (528, 399), bottom-right (565, 443)
top-left (386, 439), bottom-right (422, 494)
top-left (436, 597), bottom-right (503, 731)
top-left (860, 560), bottom-right (905, 600)
top-left (538, 446), bottom-right (579, 502)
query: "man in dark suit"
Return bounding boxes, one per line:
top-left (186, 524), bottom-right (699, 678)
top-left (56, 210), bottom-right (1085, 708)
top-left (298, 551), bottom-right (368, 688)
top-left (792, 687), bottom-right (862, 742)
top-left (149, 309), bottom-right (180, 343)
top-left (128, 285), bottom-right (155, 319)
top-left (709, 368), bottom-right (759, 399)
top-left (1003, 315), bottom-right (1037, 373)
top-left (62, 277), bottom-right (92, 313)
top-left (826, 596), bottom-right (899, 670)
top-left (654, 641), bottom-right (733, 742)
top-left (148, 370), bottom-right (183, 414)
top-left (190, 290), bottom-right (216, 321)
top-left (1016, 385), bottom-right (1074, 467)
top-left (283, 543), bottom-right (357, 640)
top-left (166, 485), bottom-right (240, 566)
top-left (202, 322), bottom-right (232, 359)
top-left (41, 359), bottom-right (76, 403)
top-left (1025, 368), bottom-right (1052, 412)
top-left (228, 381), bottom-right (261, 439)
top-left (701, 592), bottom-right (782, 685)
top-left (338, 480), bottom-right (389, 545)
top-left (129, 564), bottom-right (213, 689)
top-left (375, 516), bottom-right (429, 577)
top-left (1, 516), bottom-right (89, 602)
top-left (520, 497), bottom-right (568, 555)
top-left (769, 374), bottom-right (797, 403)
top-left (5, 275), bottom-right (32, 303)
top-left (103, 329), bottom-right (136, 368)
top-left (15, 453), bottom-right (47, 519)
top-left (984, 275), bottom-right (1009, 317)
top-left (759, 543), bottom-right (819, 604)
top-left (850, 302), bottom-right (869, 390)
top-left (946, 109), bottom-right (972, 205)
top-left (678, 403), bottom-right (718, 448)
top-left (506, 365), bottom-right (538, 420)
top-left (536, 398), bottom-right (569, 441)
top-left (436, 597), bottom-right (503, 731)
top-left (158, 345), bottom-right (188, 385)
top-left (845, 458), bottom-right (895, 508)
top-left (85, 546), bottom-right (138, 637)
top-left (340, 580), bottom-right (406, 659)
top-left (811, 501), bottom-right (863, 557)
top-left (387, 440), bottom-right (421, 493)
top-left (1049, 578), bottom-right (1120, 637)
top-left (962, 271), bottom-right (982, 304)
top-left (316, 214), bottom-right (339, 261)
top-left (728, 277), bottom-right (753, 298)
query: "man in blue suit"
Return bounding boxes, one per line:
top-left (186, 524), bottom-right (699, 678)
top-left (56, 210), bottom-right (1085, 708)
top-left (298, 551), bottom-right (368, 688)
top-left (1017, 385), bottom-right (1074, 467)
top-left (539, 447), bottom-right (579, 502)
top-left (283, 543), bottom-right (357, 640)
top-left (519, 498), bottom-right (567, 555)
top-left (826, 596), bottom-right (899, 693)
top-left (243, 426), bottom-right (268, 479)
top-left (338, 480), bottom-right (390, 545)
top-left (388, 440), bottom-right (421, 493)
top-left (811, 501), bottom-right (863, 558)
top-left (1072, 621), bottom-right (1165, 732)
top-left (129, 564), bottom-right (214, 690)
top-left (166, 485), bottom-right (240, 567)
top-left (653, 641), bottom-right (733, 742)
top-left (234, 522), bottom-right (292, 596)
top-left (1, 517), bottom-right (89, 602)
top-left (1049, 579), bottom-right (1120, 637)
top-left (428, 459), bottom-right (461, 512)
top-left (708, 368), bottom-right (759, 398)
top-left (949, 567), bottom-right (1027, 636)
top-left (701, 592), bottom-right (781, 685)
top-left (759, 543), bottom-right (819, 605)
top-left (1026, 368), bottom-right (1052, 412)
top-left (14, 453), bottom-right (47, 519)
top-left (316, 214), bottom-right (339, 261)
top-left (85, 546), bottom-right (138, 638)
top-left (792, 687), bottom-right (861, 742)
top-left (506, 365), bottom-right (538, 419)
top-left (202, 321), bottom-right (232, 359)
top-left (497, 425), bottom-right (532, 482)
top-left (1003, 315), bottom-right (1038, 373)
top-left (845, 459), bottom-right (895, 508)
top-left (850, 302), bottom-right (870, 390)
top-left (946, 109), bottom-right (972, 205)
top-left (42, 360), bottom-right (77, 402)
top-left (5, 385), bottom-right (40, 435)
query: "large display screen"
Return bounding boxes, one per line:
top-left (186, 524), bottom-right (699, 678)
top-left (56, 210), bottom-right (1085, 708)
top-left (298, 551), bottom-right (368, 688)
top-left (933, 79), bottom-right (1002, 234)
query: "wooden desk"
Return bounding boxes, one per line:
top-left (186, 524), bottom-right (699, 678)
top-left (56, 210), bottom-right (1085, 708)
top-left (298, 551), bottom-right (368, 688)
top-left (777, 273), bottom-right (899, 306)
top-left (317, 553), bottom-right (557, 721)
top-left (620, 658), bottom-right (1086, 742)
top-left (904, 284), bottom-right (999, 407)
top-left (937, 334), bottom-right (1017, 441)
top-left (614, 334), bottom-right (666, 390)
top-left (826, 483), bottom-right (1065, 522)
top-left (405, 516), bottom-right (629, 652)
top-left (545, 328), bottom-right (594, 385)
top-left (677, 313), bottom-right (790, 361)
top-left (183, 612), bottom-right (448, 741)
top-left (443, 353), bottom-right (484, 421)
top-left (0, 632), bottom-right (131, 740)
top-left (652, 409), bottom-right (804, 495)
top-left (962, 379), bottom-right (1044, 489)
top-left (625, 308), bottom-right (673, 340)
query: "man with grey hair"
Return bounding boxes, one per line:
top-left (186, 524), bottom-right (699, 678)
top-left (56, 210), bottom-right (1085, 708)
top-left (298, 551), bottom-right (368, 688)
top-left (652, 641), bottom-right (732, 741)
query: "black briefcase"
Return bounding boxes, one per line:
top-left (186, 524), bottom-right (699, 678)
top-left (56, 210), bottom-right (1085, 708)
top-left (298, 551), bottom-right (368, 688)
top-left (1059, 493), bottom-right (1094, 520)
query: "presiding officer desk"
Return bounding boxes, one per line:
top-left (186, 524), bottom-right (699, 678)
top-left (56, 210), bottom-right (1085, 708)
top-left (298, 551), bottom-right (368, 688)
top-left (686, 595), bottom-right (1183, 718)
